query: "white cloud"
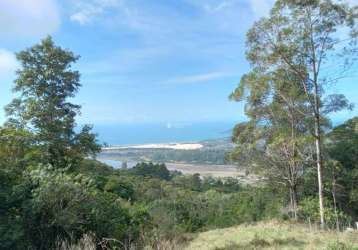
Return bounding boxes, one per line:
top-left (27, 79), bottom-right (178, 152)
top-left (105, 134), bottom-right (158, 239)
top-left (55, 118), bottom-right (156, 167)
top-left (73, 0), bottom-right (252, 85)
top-left (70, 12), bottom-right (91, 25)
top-left (0, 0), bottom-right (60, 37)
top-left (70, 0), bottom-right (121, 25)
top-left (200, 0), bottom-right (237, 13)
top-left (163, 72), bottom-right (234, 85)
top-left (0, 49), bottom-right (18, 74)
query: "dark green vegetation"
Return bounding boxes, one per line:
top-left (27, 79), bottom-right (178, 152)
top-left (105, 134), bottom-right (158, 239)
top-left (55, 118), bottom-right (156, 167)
top-left (0, 132), bottom-right (281, 249)
top-left (0, 37), bottom-right (281, 250)
top-left (99, 138), bottom-right (234, 165)
top-left (1, 0), bottom-right (358, 249)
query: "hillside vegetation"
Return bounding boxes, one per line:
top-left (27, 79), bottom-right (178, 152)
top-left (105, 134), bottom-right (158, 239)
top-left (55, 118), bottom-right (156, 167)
top-left (185, 221), bottom-right (358, 250)
top-left (1, 0), bottom-right (358, 248)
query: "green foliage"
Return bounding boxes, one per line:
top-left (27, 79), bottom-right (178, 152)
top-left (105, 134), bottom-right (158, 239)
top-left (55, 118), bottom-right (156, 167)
top-left (73, 159), bottom-right (115, 189)
top-left (0, 36), bottom-right (282, 250)
top-left (21, 166), bottom-right (133, 249)
top-left (229, 57), bottom-right (313, 220)
top-left (2, 33), bottom-right (358, 250)
top-left (5, 36), bottom-right (100, 168)
top-left (147, 184), bottom-right (282, 235)
top-left (104, 175), bottom-right (135, 201)
top-left (130, 162), bottom-right (171, 180)
top-left (0, 126), bottom-right (37, 170)
top-left (0, 168), bottom-right (30, 249)
top-left (327, 117), bottom-right (358, 171)
top-left (230, 0), bottom-right (357, 226)
top-left (150, 148), bottom-right (229, 165)
top-left (172, 173), bottom-right (202, 191)
top-left (0, 163), bottom-right (154, 250)
top-left (325, 117), bottom-right (358, 220)
top-left (298, 197), bottom-right (351, 229)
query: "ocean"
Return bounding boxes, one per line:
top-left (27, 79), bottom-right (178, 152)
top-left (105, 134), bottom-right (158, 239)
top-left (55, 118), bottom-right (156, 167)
top-left (91, 121), bottom-right (237, 145)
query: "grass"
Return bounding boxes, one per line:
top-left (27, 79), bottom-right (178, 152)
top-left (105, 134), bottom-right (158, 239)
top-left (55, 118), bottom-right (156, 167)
top-left (183, 220), bottom-right (358, 250)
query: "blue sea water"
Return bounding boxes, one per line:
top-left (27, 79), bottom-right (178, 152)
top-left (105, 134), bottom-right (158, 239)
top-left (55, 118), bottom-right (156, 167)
top-left (91, 121), bottom-right (237, 145)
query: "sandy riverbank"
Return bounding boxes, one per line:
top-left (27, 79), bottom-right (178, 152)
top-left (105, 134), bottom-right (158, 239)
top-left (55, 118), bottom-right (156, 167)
top-left (102, 143), bottom-right (204, 151)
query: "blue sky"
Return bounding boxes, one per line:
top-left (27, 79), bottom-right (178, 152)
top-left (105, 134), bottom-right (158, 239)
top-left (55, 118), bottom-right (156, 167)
top-left (0, 0), bottom-right (357, 128)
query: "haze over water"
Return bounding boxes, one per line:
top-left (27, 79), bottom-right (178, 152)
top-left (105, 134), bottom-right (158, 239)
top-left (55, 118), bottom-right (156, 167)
top-left (92, 121), bottom-right (236, 145)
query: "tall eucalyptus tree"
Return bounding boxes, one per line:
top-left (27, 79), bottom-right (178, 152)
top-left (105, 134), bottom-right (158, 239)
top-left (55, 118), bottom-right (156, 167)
top-left (230, 67), bottom-right (314, 219)
top-left (232, 0), bottom-right (357, 227)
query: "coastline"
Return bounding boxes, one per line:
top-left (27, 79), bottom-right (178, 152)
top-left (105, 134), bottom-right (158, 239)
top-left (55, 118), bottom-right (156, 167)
top-left (102, 142), bottom-right (204, 151)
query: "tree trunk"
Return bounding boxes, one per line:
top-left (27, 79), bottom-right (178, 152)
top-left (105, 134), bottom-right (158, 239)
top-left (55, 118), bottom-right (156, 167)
top-left (289, 186), bottom-right (294, 218)
top-left (314, 86), bottom-right (325, 228)
top-left (332, 179), bottom-right (340, 232)
top-left (289, 183), bottom-right (298, 220)
top-left (292, 184), bottom-right (298, 220)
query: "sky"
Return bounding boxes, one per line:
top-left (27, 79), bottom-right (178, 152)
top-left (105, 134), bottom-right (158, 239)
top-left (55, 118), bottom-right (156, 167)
top-left (0, 0), bottom-right (358, 131)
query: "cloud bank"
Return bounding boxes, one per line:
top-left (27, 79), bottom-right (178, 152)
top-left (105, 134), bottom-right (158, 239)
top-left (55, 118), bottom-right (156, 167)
top-left (0, 0), bottom-right (60, 37)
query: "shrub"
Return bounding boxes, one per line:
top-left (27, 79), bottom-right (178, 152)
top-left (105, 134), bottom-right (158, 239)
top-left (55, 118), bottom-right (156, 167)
top-left (298, 197), bottom-right (351, 230)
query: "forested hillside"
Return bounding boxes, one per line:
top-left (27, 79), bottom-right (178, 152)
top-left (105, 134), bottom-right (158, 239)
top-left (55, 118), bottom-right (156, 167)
top-left (1, 0), bottom-right (358, 249)
top-left (0, 37), bottom-right (279, 250)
